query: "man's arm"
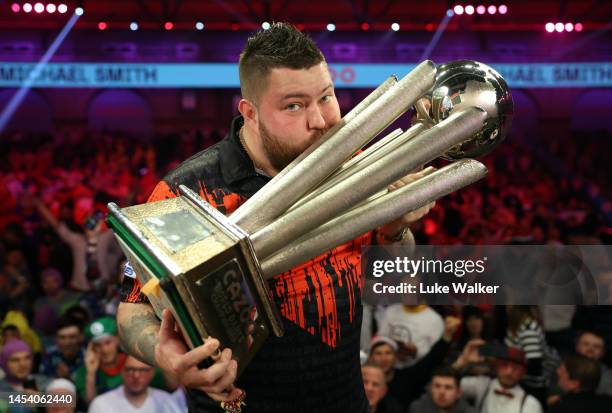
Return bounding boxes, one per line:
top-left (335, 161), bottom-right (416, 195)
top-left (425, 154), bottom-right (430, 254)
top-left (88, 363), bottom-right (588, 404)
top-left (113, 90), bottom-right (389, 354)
top-left (117, 302), bottom-right (160, 366)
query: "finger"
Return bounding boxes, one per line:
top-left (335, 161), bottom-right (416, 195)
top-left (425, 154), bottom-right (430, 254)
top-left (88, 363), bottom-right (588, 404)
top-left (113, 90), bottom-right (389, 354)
top-left (197, 349), bottom-right (233, 386)
top-left (202, 359), bottom-right (238, 394)
top-left (177, 339), bottom-right (220, 371)
top-left (158, 309), bottom-right (176, 342)
top-left (203, 386), bottom-right (244, 403)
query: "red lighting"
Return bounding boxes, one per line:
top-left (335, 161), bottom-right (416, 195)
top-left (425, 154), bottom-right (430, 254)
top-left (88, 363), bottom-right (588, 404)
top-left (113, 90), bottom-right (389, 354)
top-left (98, 22), bottom-right (107, 30)
top-left (361, 22), bottom-right (370, 30)
top-left (453, 5), bottom-right (464, 15)
top-left (34, 2), bottom-right (44, 13)
top-left (46, 3), bottom-right (56, 13)
top-left (425, 23), bottom-right (434, 31)
top-left (23, 3), bottom-right (32, 13)
top-left (545, 22), bottom-right (555, 33)
top-left (498, 4), bottom-right (508, 14)
top-left (487, 5), bottom-right (496, 14)
top-left (575, 22), bottom-right (583, 32)
top-left (465, 5), bottom-right (475, 15)
top-left (11, 3), bottom-right (20, 12)
top-left (476, 5), bottom-right (485, 15)
top-left (231, 23), bottom-right (239, 31)
top-left (164, 21), bottom-right (174, 30)
top-left (296, 23), bottom-right (305, 31)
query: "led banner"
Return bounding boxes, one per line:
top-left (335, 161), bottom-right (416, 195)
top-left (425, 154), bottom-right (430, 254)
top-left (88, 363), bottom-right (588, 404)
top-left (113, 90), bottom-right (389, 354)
top-left (0, 62), bottom-right (610, 88)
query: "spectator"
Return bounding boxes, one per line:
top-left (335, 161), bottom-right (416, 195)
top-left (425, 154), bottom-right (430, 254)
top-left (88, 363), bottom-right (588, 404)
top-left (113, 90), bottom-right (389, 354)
top-left (41, 316), bottom-right (86, 379)
top-left (361, 362), bottom-right (402, 413)
top-left (1, 310), bottom-right (43, 363)
top-left (574, 330), bottom-right (612, 395)
top-left (409, 366), bottom-right (476, 413)
top-left (460, 345), bottom-right (543, 413)
top-left (376, 304), bottom-right (444, 368)
top-left (46, 378), bottom-right (78, 413)
top-left (549, 354), bottom-right (612, 413)
top-left (87, 355), bottom-right (182, 413)
top-left (74, 316), bottom-right (126, 403)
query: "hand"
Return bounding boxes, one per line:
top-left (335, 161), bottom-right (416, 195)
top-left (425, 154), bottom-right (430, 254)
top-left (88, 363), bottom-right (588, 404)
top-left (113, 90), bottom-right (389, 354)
top-left (396, 341), bottom-right (418, 361)
top-left (85, 342), bottom-right (100, 373)
top-left (442, 316), bottom-right (462, 342)
top-left (155, 309), bottom-right (242, 402)
top-left (454, 338), bottom-right (485, 369)
top-left (377, 167), bottom-right (436, 240)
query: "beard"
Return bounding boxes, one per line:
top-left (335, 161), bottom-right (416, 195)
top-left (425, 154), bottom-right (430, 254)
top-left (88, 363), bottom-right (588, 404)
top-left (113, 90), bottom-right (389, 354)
top-left (259, 120), bottom-right (326, 172)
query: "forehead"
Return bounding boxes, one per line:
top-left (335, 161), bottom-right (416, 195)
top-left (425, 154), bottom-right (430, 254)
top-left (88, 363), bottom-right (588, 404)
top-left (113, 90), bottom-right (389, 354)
top-left (433, 376), bottom-right (456, 386)
top-left (57, 326), bottom-right (80, 335)
top-left (580, 333), bottom-right (603, 344)
top-left (124, 358), bottom-right (150, 369)
top-left (263, 63), bottom-right (332, 100)
top-left (9, 351), bottom-right (31, 360)
top-left (362, 367), bottom-right (385, 381)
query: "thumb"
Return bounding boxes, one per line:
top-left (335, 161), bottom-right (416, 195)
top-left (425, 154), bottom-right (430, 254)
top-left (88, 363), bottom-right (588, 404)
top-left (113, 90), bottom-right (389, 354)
top-left (159, 309), bottom-right (176, 342)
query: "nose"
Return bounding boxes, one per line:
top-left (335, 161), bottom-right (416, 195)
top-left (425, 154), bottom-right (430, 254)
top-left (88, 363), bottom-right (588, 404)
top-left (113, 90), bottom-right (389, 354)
top-left (306, 105), bottom-right (326, 130)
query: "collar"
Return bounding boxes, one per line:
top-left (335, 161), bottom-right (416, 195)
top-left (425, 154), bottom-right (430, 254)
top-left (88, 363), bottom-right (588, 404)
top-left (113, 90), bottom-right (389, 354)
top-left (220, 116), bottom-right (269, 184)
top-left (491, 378), bottom-right (521, 397)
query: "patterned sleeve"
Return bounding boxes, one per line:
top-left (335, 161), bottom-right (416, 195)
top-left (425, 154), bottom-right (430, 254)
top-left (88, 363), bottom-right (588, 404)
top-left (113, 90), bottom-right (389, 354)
top-left (119, 180), bottom-right (177, 304)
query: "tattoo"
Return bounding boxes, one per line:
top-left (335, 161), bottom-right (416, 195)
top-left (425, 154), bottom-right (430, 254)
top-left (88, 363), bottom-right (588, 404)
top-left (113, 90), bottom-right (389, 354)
top-left (118, 303), bottom-right (160, 366)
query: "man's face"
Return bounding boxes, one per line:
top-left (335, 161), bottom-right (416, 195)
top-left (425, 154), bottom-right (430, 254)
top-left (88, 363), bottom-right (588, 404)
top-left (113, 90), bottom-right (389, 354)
top-left (576, 333), bottom-right (605, 361)
top-left (42, 275), bottom-right (62, 297)
top-left (255, 63), bottom-right (341, 171)
top-left (362, 366), bottom-right (387, 408)
top-left (122, 357), bottom-right (154, 396)
top-left (431, 376), bottom-right (462, 410)
top-left (6, 351), bottom-right (32, 381)
top-left (93, 336), bottom-right (119, 365)
top-left (370, 343), bottom-right (396, 373)
top-left (56, 326), bottom-right (83, 358)
top-left (496, 360), bottom-right (525, 388)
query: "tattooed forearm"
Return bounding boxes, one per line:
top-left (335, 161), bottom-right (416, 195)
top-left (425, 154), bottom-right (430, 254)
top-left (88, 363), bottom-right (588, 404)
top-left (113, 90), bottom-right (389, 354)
top-left (117, 302), bottom-right (160, 366)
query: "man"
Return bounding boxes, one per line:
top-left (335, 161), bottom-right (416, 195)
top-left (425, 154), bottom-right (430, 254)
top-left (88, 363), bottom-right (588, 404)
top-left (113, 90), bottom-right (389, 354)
top-left (575, 330), bottom-right (612, 396)
top-left (409, 366), bottom-right (476, 413)
top-left (41, 316), bottom-right (86, 379)
top-left (46, 378), bottom-right (77, 413)
top-left (460, 345), bottom-right (543, 413)
top-left (74, 316), bottom-right (126, 403)
top-left (549, 354), bottom-right (612, 413)
top-left (117, 22), bottom-right (433, 412)
top-left (361, 363), bottom-right (402, 413)
top-left (88, 355), bottom-right (182, 413)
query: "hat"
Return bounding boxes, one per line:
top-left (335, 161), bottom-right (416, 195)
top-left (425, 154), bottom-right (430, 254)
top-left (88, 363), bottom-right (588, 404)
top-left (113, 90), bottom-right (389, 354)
top-left (369, 336), bottom-right (398, 354)
top-left (85, 316), bottom-right (117, 342)
top-left (497, 346), bottom-right (526, 366)
top-left (0, 340), bottom-right (32, 383)
top-left (46, 378), bottom-right (76, 394)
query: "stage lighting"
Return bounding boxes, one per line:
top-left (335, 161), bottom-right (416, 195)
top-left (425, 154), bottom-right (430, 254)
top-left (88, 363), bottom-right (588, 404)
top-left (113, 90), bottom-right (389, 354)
top-left (476, 5), bottom-right (485, 15)
top-left (47, 3), bottom-right (56, 13)
top-left (361, 22), bottom-right (370, 30)
top-left (446, 9), bottom-right (454, 17)
top-left (98, 22), bottom-right (107, 30)
top-left (575, 22), bottom-right (583, 32)
top-left (11, 3), bottom-right (20, 12)
top-left (555, 22), bottom-right (564, 32)
top-left (545, 23), bottom-right (555, 33)
top-left (453, 5), bottom-right (464, 15)
top-left (75, 7), bottom-right (83, 16)
top-left (130, 22), bottom-right (138, 31)
top-left (498, 4), bottom-right (508, 14)
top-left (262, 21), bottom-right (270, 30)
top-left (391, 22), bottom-right (400, 31)
top-left (487, 5), bottom-right (496, 14)
top-left (58, 3), bottom-right (67, 13)
top-left (34, 2), bottom-right (44, 13)
top-left (565, 23), bottom-right (574, 32)
top-left (195, 21), bottom-right (204, 30)
top-left (465, 5), bottom-right (474, 15)
top-left (164, 21), bottom-right (174, 30)
top-left (326, 23), bottom-right (336, 31)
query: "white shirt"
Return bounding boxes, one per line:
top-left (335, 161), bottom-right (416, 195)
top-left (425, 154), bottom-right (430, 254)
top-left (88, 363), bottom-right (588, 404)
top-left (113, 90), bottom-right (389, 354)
top-left (461, 377), bottom-right (542, 413)
top-left (376, 304), bottom-right (443, 367)
top-left (88, 385), bottom-right (184, 413)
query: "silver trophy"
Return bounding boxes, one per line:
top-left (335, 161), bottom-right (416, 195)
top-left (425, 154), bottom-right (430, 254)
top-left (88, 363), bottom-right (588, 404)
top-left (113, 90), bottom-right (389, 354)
top-left (107, 60), bottom-right (513, 375)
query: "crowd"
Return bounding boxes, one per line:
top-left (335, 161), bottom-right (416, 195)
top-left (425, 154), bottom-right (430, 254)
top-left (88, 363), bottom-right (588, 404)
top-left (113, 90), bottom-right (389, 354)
top-left (0, 125), bottom-right (610, 412)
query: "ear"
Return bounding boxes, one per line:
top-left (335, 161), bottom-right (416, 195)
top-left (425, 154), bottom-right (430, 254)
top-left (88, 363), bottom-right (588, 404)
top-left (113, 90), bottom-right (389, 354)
top-left (238, 98), bottom-right (258, 128)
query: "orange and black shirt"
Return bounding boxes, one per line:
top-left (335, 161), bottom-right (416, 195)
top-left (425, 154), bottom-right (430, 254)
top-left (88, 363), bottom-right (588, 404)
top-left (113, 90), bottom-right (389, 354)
top-left (120, 116), bottom-right (370, 413)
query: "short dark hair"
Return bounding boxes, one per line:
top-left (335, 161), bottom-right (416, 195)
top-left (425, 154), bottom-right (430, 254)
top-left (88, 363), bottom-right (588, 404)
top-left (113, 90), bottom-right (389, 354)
top-left (239, 22), bottom-right (325, 103)
top-left (56, 316), bottom-right (83, 333)
top-left (564, 354), bottom-right (601, 392)
top-left (432, 365), bottom-right (461, 387)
